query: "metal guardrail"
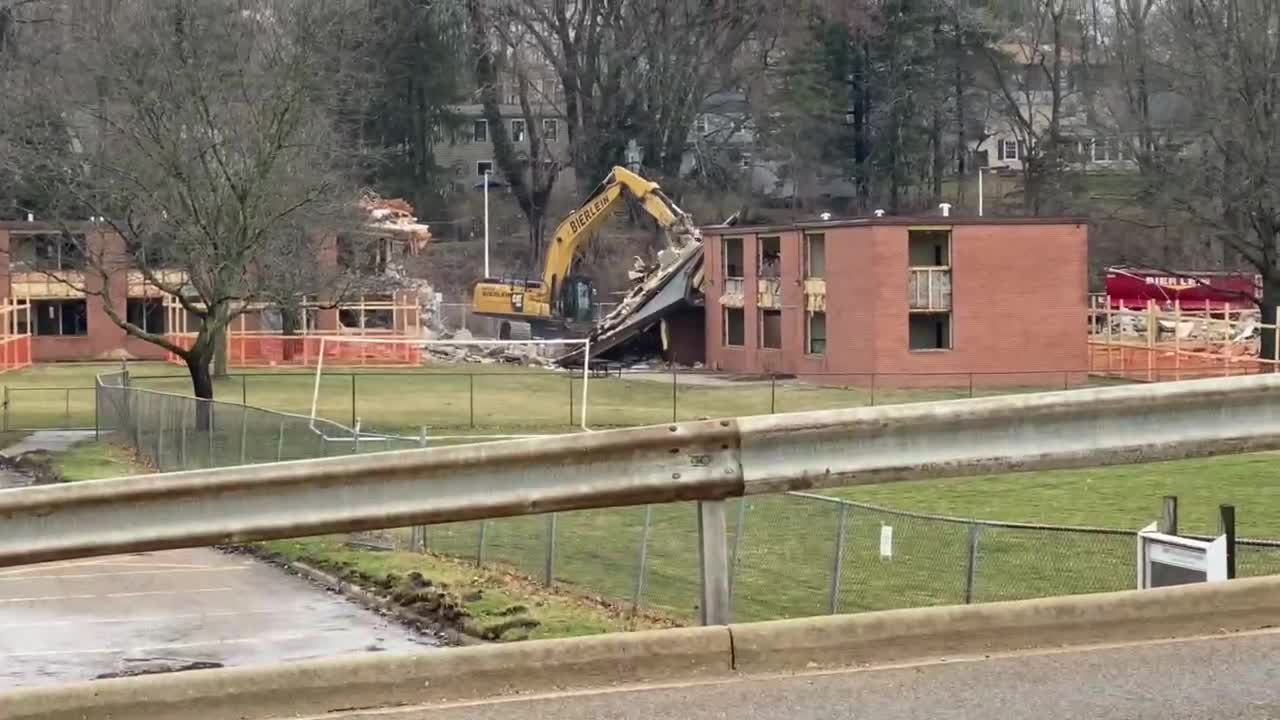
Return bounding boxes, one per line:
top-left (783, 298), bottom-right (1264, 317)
top-left (4, 372), bottom-right (1280, 624)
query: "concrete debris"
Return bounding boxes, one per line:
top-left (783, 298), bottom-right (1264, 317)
top-left (360, 195), bottom-right (431, 253)
top-left (423, 338), bottom-right (558, 368)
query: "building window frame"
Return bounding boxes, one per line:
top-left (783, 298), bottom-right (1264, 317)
top-left (32, 299), bottom-right (88, 337)
top-left (126, 297), bottom-right (167, 334)
top-left (1000, 139), bottom-right (1019, 161)
top-left (472, 119), bottom-right (488, 143)
top-left (542, 118), bottom-right (558, 142)
top-left (723, 306), bottom-right (745, 347)
top-left (806, 311), bottom-right (827, 355)
top-left (476, 160), bottom-right (494, 177)
top-left (908, 312), bottom-right (953, 351)
top-left (723, 237), bottom-right (744, 278)
top-left (511, 119), bottom-right (526, 143)
top-left (760, 308), bottom-right (782, 350)
top-left (804, 233), bottom-right (825, 278)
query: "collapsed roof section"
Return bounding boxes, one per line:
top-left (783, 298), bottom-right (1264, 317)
top-left (557, 239), bottom-right (706, 366)
top-left (359, 195), bottom-right (432, 253)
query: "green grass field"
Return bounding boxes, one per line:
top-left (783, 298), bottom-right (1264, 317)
top-left (1, 362), bottom-right (1096, 435)
top-left (13, 361), bottom-right (1278, 628)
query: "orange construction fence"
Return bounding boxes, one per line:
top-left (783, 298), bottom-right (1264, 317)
top-left (165, 334), bottom-right (421, 368)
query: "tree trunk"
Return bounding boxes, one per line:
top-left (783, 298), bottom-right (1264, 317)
top-left (212, 326), bottom-right (228, 378)
top-left (281, 305), bottom-right (301, 362)
top-left (186, 350), bottom-right (215, 431)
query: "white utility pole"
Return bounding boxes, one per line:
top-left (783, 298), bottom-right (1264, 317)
top-left (977, 167), bottom-right (986, 217)
top-left (483, 170), bottom-right (491, 277)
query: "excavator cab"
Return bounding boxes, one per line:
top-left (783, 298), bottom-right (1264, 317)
top-left (559, 275), bottom-right (595, 323)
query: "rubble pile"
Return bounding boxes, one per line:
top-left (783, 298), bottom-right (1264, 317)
top-left (421, 329), bottom-right (559, 368)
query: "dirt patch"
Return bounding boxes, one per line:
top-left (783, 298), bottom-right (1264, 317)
top-left (0, 450), bottom-right (65, 488)
top-left (222, 545), bottom-right (472, 642)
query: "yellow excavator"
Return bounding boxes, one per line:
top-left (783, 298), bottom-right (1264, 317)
top-left (470, 166), bottom-right (700, 336)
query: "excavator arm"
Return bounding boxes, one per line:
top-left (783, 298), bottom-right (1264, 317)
top-left (471, 166), bottom-right (698, 330)
top-left (539, 166), bottom-right (692, 291)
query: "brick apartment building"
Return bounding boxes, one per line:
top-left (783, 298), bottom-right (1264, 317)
top-left (0, 220), bottom-right (425, 364)
top-left (699, 217), bottom-right (1088, 383)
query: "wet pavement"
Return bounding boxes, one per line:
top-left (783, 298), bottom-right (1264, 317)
top-left (0, 547), bottom-right (440, 688)
top-left (0, 432), bottom-right (439, 689)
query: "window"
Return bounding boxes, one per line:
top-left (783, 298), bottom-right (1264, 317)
top-left (126, 298), bottom-right (166, 333)
top-left (806, 312), bottom-right (827, 355)
top-left (909, 313), bottom-right (952, 350)
top-left (694, 115), bottom-right (708, 134)
top-left (740, 151), bottom-right (752, 169)
top-left (12, 233), bottom-right (84, 271)
top-left (543, 118), bottom-right (558, 142)
top-left (477, 160), bottom-right (493, 177)
top-left (511, 119), bottom-right (526, 143)
top-left (760, 309), bottom-right (782, 349)
top-left (908, 229), bottom-right (950, 266)
top-left (33, 299), bottom-right (88, 336)
top-left (540, 78), bottom-right (555, 98)
top-left (759, 236), bottom-right (781, 278)
top-left (1000, 139), bottom-right (1019, 161)
top-left (723, 307), bottom-right (745, 347)
top-left (804, 234), bottom-right (825, 278)
top-left (472, 119), bottom-right (488, 143)
top-left (1091, 138), bottom-right (1122, 162)
top-left (723, 237), bottom-right (744, 278)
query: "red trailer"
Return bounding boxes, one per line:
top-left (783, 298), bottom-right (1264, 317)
top-left (1104, 267), bottom-right (1260, 310)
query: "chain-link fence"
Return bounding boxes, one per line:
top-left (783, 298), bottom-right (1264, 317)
top-left (94, 370), bottom-right (1280, 625)
top-left (35, 366), bottom-right (1113, 437)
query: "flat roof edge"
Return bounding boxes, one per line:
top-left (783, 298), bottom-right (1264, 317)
top-left (701, 216), bottom-right (1089, 234)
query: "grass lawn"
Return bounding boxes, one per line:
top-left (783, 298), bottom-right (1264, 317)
top-left (2, 361), bottom-right (1097, 435)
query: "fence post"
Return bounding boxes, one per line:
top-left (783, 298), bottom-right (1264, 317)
top-left (94, 383), bottom-right (100, 440)
top-left (631, 505), bottom-right (653, 618)
top-left (968, 373), bottom-right (975, 398)
top-left (276, 421), bottom-right (286, 462)
top-left (769, 374), bottom-right (777, 414)
top-left (135, 399), bottom-right (144, 458)
top-left (567, 374), bottom-right (573, 427)
top-left (544, 513), bottom-right (557, 587)
top-left (352, 419), bottom-right (361, 454)
top-left (869, 374), bottom-right (876, 406)
top-left (964, 524), bottom-right (981, 604)
top-left (180, 414), bottom-right (188, 470)
top-left (350, 374), bottom-right (357, 429)
top-left (697, 499), bottom-right (731, 626)
top-left (241, 375), bottom-right (247, 406)
top-left (469, 374), bottom-right (476, 429)
top-left (475, 521), bottom-right (488, 568)
top-left (828, 502), bottom-right (849, 614)
top-left (3, 385), bottom-right (9, 432)
top-left (155, 396), bottom-right (166, 471)
top-left (238, 406), bottom-right (248, 464)
top-left (1161, 495), bottom-right (1179, 535)
top-left (207, 402), bottom-right (215, 466)
top-left (64, 388), bottom-right (71, 430)
top-left (1220, 504), bottom-right (1236, 579)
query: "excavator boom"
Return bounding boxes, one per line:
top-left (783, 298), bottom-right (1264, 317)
top-left (471, 166), bottom-right (699, 333)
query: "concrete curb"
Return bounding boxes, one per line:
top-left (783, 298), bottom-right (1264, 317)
top-left (0, 626), bottom-right (733, 720)
top-left (732, 574), bottom-right (1280, 672)
top-left (4, 576), bottom-right (1279, 720)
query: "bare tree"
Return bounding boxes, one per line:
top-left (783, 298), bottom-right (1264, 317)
top-left (1148, 0), bottom-right (1280, 357)
top-left (9, 0), bottom-right (367, 404)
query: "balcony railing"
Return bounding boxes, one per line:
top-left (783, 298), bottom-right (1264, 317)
top-left (909, 267), bottom-right (952, 311)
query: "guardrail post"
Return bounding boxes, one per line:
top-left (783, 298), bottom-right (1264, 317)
top-left (544, 513), bottom-right (557, 587)
top-left (632, 505), bottom-right (652, 618)
top-left (964, 524), bottom-right (981, 604)
top-left (828, 502), bottom-right (849, 614)
top-left (728, 499), bottom-right (747, 601)
top-left (475, 521), bottom-right (488, 568)
top-left (698, 499), bottom-right (731, 626)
